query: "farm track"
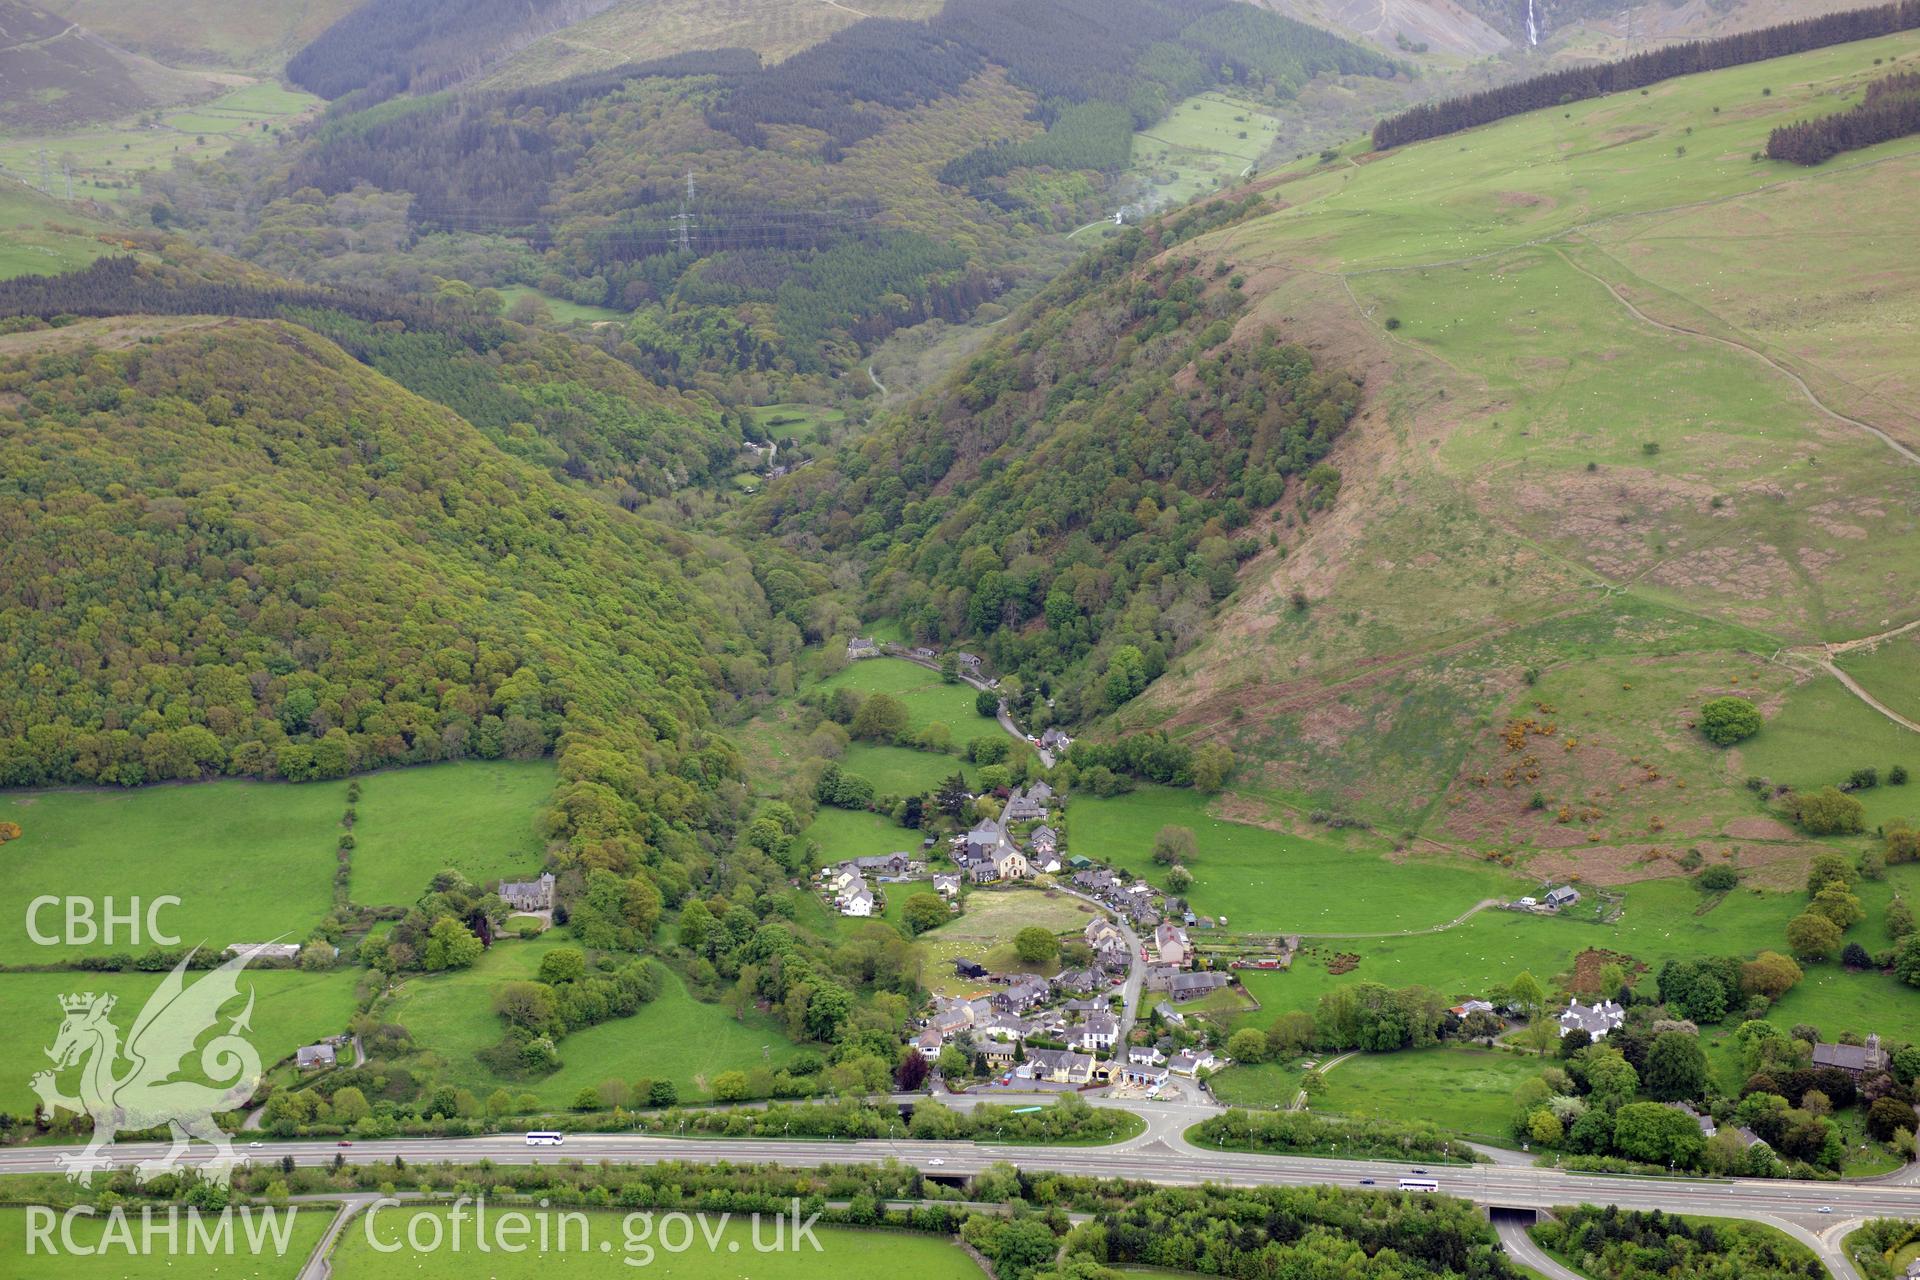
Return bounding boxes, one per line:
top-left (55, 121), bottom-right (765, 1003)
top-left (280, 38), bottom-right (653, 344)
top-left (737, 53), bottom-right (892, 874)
top-left (1554, 246), bottom-right (1920, 467)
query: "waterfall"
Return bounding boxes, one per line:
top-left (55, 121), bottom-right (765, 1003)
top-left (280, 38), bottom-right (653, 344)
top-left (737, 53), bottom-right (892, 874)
top-left (1525, 0), bottom-right (1539, 45)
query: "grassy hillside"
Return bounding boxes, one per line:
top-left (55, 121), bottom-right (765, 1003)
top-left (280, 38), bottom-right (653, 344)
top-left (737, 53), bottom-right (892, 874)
top-left (37, 0), bottom-right (359, 70)
top-left (0, 179), bottom-right (114, 277)
top-left (480, 0), bottom-right (944, 89)
top-left (1112, 31), bottom-right (1920, 879)
top-left (0, 0), bottom-right (225, 129)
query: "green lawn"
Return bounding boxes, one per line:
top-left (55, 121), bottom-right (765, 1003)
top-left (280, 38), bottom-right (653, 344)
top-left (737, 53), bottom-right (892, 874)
top-left (335, 1209), bottom-right (986, 1279)
top-left (347, 761), bottom-right (554, 907)
top-left (497, 284), bottom-right (627, 325)
top-left (0, 780), bottom-right (347, 964)
top-left (1207, 1061), bottom-right (1302, 1108)
top-left (0, 966), bottom-right (361, 1112)
top-left (1068, 785), bottom-right (1525, 933)
top-left (816, 659), bottom-right (995, 738)
top-left (380, 938), bottom-right (806, 1104)
top-left (751, 402), bottom-right (847, 445)
top-left (839, 743), bottom-right (960, 796)
top-left (913, 887), bottom-right (1101, 994)
top-left (0, 1204), bottom-right (327, 1278)
top-left (802, 807), bottom-right (919, 866)
top-left (1310, 1046), bottom-right (1540, 1144)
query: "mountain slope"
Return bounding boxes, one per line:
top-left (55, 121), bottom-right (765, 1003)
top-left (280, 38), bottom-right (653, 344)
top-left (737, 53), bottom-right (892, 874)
top-left (0, 0), bottom-right (222, 127)
top-left (1110, 29), bottom-right (1920, 884)
top-left (0, 315), bottom-right (755, 791)
top-left (479, 0), bottom-right (945, 90)
top-left (36, 0), bottom-right (359, 71)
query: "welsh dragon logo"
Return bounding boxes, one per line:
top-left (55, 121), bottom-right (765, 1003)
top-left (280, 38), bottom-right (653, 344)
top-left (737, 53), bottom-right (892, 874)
top-left (33, 947), bottom-right (263, 1187)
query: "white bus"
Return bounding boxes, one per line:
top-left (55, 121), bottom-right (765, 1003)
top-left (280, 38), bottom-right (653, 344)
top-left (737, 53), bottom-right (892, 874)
top-left (1397, 1178), bottom-right (1438, 1193)
top-left (525, 1131), bottom-right (565, 1147)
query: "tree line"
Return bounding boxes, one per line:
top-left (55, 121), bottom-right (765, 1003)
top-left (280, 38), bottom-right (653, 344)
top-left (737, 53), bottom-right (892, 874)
top-left (1373, 1), bottom-right (1920, 149)
top-left (1767, 69), bottom-right (1920, 163)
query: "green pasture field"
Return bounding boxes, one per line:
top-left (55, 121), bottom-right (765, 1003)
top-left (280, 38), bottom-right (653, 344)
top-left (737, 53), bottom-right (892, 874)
top-left (497, 284), bottom-right (627, 325)
top-left (1128, 91), bottom-right (1282, 208)
top-left (1835, 632), bottom-right (1920, 736)
top-left (1739, 678), bottom-right (1920, 830)
top-left (1309, 1045), bottom-right (1540, 1144)
top-left (1230, 864), bottom-right (1919, 1064)
top-left (1206, 1061), bottom-right (1302, 1108)
top-left (347, 761), bottom-right (554, 907)
top-left (1067, 785), bottom-right (1526, 933)
top-left (0, 182), bottom-right (114, 278)
top-left (379, 937), bottom-right (804, 1103)
top-left (0, 1204), bottom-right (327, 1278)
top-left (839, 743), bottom-right (959, 797)
top-left (751, 402), bottom-right (847, 445)
top-left (0, 780), bottom-right (345, 965)
top-left (334, 1208), bottom-right (985, 1280)
top-left (803, 807), bottom-right (919, 865)
top-left (816, 659), bottom-right (995, 737)
top-left (1245, 33), bottom-right (1920, 270)
top-left (913, 887), bottom-right (1100, 994)
top-left (0, 966), bottom-right (361, 1113)
top-left (0, 82), bottom-right (318, 207)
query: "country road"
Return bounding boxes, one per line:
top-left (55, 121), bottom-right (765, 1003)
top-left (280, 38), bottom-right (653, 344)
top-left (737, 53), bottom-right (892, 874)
top-left (8, 1130), bottom-right (1903, 1280)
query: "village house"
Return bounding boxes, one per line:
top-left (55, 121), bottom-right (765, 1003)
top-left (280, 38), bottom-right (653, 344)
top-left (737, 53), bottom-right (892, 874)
top-left (1073, 868), bottom-right (1118, 893)
top-left (992, 976), bottom-right (1050, 1012)
top-left (1154, 1001), bottom-right (1187, 1027)
top-left (1028, 825), bottom-right (1059, 857)
top-left (1169, 1048), bottom-right (1217, 1077)
top-left (1558, 998), bottom-right (1626, 1039)
top-left (1143, 963), bottom-right (1179, 992)
top-left (954, 652), bottom-right (984, 674)
top-left (1811, 1033), bottom-right (1889, 1077)
top-left (1097, 942), bottom-right (1131, 974)
top-left (933, 873), bottom-right (962, 899)
top-left (295, 1043), bottom-right (337, 1070)
top-left (954, 958), bottom-right (988, 980)
top-left (1118, 1060), bottom-right (1169, 1089)
top-left (1128, 1044), bottom-right (1167, 1067)
top-left (846, 636), bottom-right (880, 660)
top-left (1003, 787), bottom-right (1047, 823)
top-left (1039, 728), bottom-right (1073, 753)
top-left (1449, 999), bottom-right (1496, 1019)
top-left (982, 1014), bottom-right (1030, 1042)
top-left (852, 852), bottom-right (913, 879)
top-left (838, 881), bottom-right (875, 917)
top-left (1167, 972), bottom-right (1232, 1003)
top-left (1052, 968), bottom-right (1099, 996)
top-left (1154, 923), bottom-right (1193, 968)
top-left (1072, 1011), bottom-right (1119, 1052)
top-left (1022, 1047), bottom-right (1096, 1085)
top-left (929, 999), bottom-right (976, 1037)
top-left (1544, 885), bottom-right (1581, 910)
top-left (499, 872), bottom-right (556, 912)
top-left (982, 1040), bottom-right (1017, 1068)
top-left (914, 1028), bottom-right (945, 1059)
top-left (1084, 917), bottom-right (1123, 949)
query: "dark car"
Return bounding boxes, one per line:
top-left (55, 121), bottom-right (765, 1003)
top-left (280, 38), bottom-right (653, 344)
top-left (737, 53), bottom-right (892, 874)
top-left (337, 1140), bottom-right (354, 1147)
top-left (1359, 1178), bottom-right (1375, 1186)
top-left (1409, 1168), bottom-right (1426, 1175)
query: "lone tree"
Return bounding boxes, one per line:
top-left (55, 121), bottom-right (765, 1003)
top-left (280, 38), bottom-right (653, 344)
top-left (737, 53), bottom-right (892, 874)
top-left (1785, 911), bottom-right (1842, 962)
top-left (1699, 696), bottom-right (1762, 746)
top-left (1014, 926), bottom-right (1059, 965)
top-left (904, 894), bottom-right (949, 935)
top-left (1152, 824), bottom-right (1198, 866)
